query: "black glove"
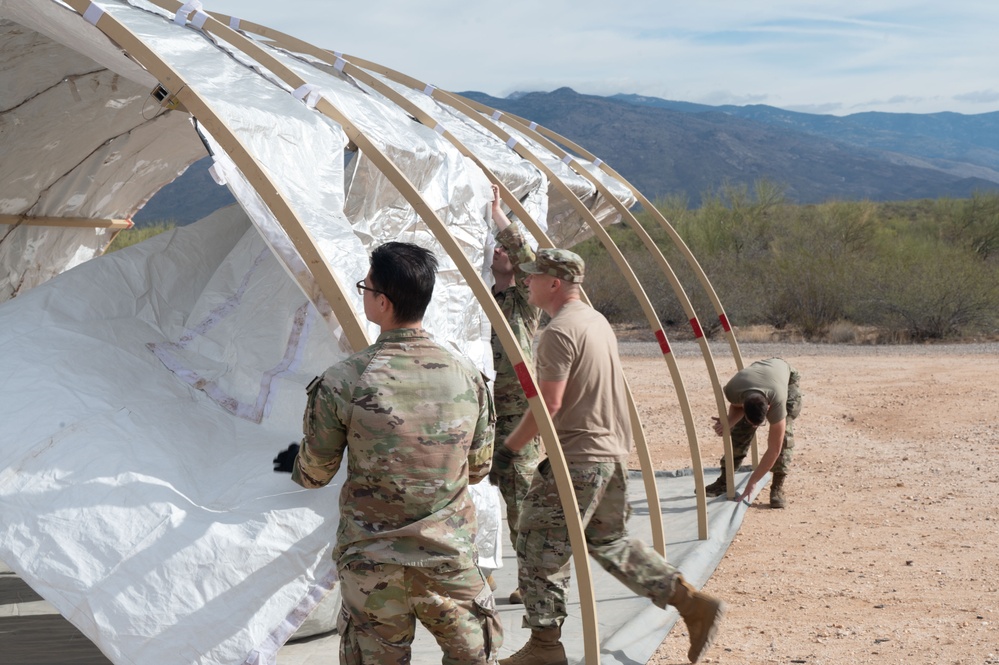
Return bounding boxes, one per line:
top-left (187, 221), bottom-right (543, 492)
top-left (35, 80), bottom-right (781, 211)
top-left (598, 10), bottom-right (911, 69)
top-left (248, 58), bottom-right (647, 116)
top-left (273, 442), bottom-right (300, 473)
top-left (489, 444), bottom-right (518, 486)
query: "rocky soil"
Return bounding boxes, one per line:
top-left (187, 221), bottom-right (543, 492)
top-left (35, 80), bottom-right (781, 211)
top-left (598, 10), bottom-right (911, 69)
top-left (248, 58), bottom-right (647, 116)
top-left (614, 341), bottom-right (999, 665)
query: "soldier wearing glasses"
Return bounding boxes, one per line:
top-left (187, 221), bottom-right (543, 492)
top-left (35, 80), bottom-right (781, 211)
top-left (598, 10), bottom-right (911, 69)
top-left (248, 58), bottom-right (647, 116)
top-left (274, 242), bottom-right (501, 664)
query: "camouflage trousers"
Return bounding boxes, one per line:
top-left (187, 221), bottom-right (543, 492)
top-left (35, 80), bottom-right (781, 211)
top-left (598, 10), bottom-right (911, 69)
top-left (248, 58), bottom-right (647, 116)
top-left (338, 560), bottom-right (502, 665)
top-left (727, 368), bottom-right (803, 475)
top-left (515, 459), bottom-right (681, 629)
top-left (493, 413), bottom-right (540, 548)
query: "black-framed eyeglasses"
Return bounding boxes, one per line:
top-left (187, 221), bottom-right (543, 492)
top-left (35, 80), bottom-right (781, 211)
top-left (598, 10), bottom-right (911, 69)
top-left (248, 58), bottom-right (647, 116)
top-left (356, 279), bottom-right (390, 302)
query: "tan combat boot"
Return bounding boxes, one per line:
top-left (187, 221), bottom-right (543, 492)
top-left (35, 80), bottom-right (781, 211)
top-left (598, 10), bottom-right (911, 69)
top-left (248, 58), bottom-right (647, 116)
top-left (669, 578), bottom-right (724, 664)
top-left (769, 472), bottom-right (787, 509)
top-left (498, 626), bottom-right (567, 665)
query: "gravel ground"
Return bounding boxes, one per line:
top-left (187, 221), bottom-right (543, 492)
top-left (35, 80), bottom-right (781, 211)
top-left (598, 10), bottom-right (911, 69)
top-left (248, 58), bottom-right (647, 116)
top-left (612, 344), bottom-right (999, 665)
top-left (619, 339), bottom-right (999, 358)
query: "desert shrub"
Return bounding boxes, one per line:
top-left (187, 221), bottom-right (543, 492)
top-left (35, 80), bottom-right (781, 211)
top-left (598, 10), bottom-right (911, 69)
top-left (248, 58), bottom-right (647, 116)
top-left (105, 222), bottom-right (174, 252)
top-left (855, 239), bottom-right (999, 340)
top-left (550, 185), bottom-right (999, 342)
top-left (826, 320), bottom-right (860, 344)
top-left (575, 247), bottom-right (643, 323)
top-left (948, 192), bottom-right (999, 260)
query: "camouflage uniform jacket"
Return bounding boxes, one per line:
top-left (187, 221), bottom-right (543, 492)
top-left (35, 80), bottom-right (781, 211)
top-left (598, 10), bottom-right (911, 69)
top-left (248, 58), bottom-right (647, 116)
top-left (292, 327), bottom-right (495, 570)
top-left (491, 224), bottom-right (541, 420)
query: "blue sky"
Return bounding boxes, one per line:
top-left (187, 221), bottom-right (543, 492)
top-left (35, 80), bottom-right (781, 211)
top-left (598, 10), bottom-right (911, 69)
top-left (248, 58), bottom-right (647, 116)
top-left (202, 0), bottom-right (999, 116)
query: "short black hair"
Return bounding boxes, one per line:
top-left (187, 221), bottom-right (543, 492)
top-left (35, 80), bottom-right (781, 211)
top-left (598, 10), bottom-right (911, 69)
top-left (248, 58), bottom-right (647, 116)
top-left (744, 392), bottom-right (769, 427)
top-left (369, 242), bottom-right (438, 324)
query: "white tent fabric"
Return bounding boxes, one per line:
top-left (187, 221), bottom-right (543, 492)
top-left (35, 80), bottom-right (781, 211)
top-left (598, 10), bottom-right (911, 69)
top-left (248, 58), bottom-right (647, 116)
top-left (0, 1), bottom-right (634, 663)
top-left (1, 207), bottom-right (345, 664)
top-left (0, 8), bottom-right (206, 302)
top-left (0, 203), bottom-right (503, 663)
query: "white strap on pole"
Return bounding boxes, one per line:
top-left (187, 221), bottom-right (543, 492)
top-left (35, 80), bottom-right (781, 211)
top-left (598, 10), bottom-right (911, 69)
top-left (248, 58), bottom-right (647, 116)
top-left (334, 57), bottom-right (346, 72)
top-left (174, 0), bottom-right (202, 25)
top-left (333, 51), bottom-right (343, 58)
top-left (593, 158), bottom-right (603, 167)
top-left (82, 2), bottom-right (104, 26)
top-left (434, 123), bottom-right (446, 135)
top-left (422, 84), bottom-right (436, 96)
top-left (191, 10), bottom-right (209, 30)
top-left (491, 110), bottom-right (502, 121)
top-left (529, 121), bottom-right (538, 131)
top-left (229, 16), bottom-right (240, 30)
top-left (561, 154), bottom-right (573, 165)
top-left (293, 83), bottom-right (320, 109)
top-left (505, 137), bottom-right (518, 149)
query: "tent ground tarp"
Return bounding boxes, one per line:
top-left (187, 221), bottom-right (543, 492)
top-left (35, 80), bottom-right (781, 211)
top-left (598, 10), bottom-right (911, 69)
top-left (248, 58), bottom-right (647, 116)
top-left (0, 469), bottom-right (762, 664)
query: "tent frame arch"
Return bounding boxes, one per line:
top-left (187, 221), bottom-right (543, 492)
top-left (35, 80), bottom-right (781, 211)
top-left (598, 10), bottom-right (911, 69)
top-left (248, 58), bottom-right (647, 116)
top-left (63, 1), bottom-right (602, 661)
top-left (203, 13), bottom-right (681, 562)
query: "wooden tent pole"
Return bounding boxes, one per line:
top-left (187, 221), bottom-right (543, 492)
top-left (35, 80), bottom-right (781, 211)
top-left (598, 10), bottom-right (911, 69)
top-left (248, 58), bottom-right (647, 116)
top-left (2, 215), bottom-right (134, 230)
top-left (206, 19), bottom-right (673, 556)
top-left (441, 98), bottom-right (751, 482)
top-left (59, 2), bottom-right (370, 356)
top-left (315, 50), bottom-right (708, 540)
top-left (443, 101), bottom-right (729, 516)
top-left (448, 99), bottom-right (753, 488)
top-left (444, 112), bottom-right (736, 504)
top-left (458, 101), bottom-right (746, 368)
top-left (309, 48), bottom-right (706, 545)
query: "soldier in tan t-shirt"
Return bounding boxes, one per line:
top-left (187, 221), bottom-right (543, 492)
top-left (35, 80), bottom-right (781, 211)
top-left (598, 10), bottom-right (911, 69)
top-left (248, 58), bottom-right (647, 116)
top-left (493, 249), bottom-right (724, 665)
top-left (707, 357), bottom-right (803, 508)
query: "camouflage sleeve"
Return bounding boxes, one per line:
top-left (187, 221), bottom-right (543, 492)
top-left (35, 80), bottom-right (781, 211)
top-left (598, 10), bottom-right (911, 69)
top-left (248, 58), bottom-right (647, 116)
top-left (497, 223), bottom-right (536, 269)
top-left (291, 374), bottom-right (347, 489)
top-left (497, 224), bottom-right (536, 292)
top-left (466, 373), bottom-right (496, 485)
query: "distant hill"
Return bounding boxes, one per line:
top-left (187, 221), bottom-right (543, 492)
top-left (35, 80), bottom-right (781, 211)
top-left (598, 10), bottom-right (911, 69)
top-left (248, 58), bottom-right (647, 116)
top-left (134, 88), bottom-right (999, 225)
top-left (611, 93), bottom-right (999, 182)
top-left (460, 88), bottom-right (999, 207)
top-left (132, 158), bottom-right (235, 227)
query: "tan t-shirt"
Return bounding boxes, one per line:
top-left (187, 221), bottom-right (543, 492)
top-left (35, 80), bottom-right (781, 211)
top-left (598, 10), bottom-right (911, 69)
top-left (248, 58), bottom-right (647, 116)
top-left (723, 357), bottom-right (792, 423)
top-left (535, 300), bottom-right (631, 461)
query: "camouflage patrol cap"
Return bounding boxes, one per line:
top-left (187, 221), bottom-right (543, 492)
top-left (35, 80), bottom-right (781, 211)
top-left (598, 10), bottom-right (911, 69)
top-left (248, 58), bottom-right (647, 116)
top-left (520, 248), bottom-right (585, 284)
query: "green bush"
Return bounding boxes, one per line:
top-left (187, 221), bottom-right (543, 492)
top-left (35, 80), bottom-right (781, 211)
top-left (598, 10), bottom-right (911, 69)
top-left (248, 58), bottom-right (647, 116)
top-left (105, 222), bottom-right (175, 253)
top-left (575, 184), bottom-right (999, 342)
top-left (855, 239), bottom-right (999, 340)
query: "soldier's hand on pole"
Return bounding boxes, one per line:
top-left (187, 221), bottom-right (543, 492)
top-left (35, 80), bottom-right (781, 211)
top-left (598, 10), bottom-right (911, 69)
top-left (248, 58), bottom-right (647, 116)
top-left (711, 416), bottom-right (724, 437)
top-left (273, 442), bottom-right (300, 473)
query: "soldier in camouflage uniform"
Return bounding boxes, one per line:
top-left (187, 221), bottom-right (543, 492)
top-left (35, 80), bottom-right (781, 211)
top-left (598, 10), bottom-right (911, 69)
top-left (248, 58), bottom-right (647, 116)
top-left (273, 242), bottom-right (501, 665)
top-left (492, 249), bottom-right (724, 665)
top-left (707, 357), bottom-right (803, 509)
top-left (486, 184), bottom-right (542, 604)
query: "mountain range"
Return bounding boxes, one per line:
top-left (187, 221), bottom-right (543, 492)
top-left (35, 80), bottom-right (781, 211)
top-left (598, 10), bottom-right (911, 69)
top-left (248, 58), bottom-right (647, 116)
top-left (134, 88), bottom-right (999, 225)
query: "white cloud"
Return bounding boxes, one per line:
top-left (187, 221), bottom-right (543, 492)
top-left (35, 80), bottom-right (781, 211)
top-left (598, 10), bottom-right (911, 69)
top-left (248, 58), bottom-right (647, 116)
top-left (201, 0), bottom-right (999, 116)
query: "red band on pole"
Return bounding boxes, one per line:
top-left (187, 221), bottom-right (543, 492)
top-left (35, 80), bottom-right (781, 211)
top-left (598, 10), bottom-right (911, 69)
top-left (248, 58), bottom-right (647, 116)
top-left (655, 329), bottom-right (671, 355)
top-left (514, 362), bottom-right (538, 399)
top-left (689, 317), bottom-right (704, 339)
top-left (719, 314), bottom-right (731, 332)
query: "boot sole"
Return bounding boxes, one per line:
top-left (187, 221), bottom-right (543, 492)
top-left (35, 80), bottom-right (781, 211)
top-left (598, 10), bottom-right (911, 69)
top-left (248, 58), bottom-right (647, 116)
top-left (688, 600), bottom-right (725, 664)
